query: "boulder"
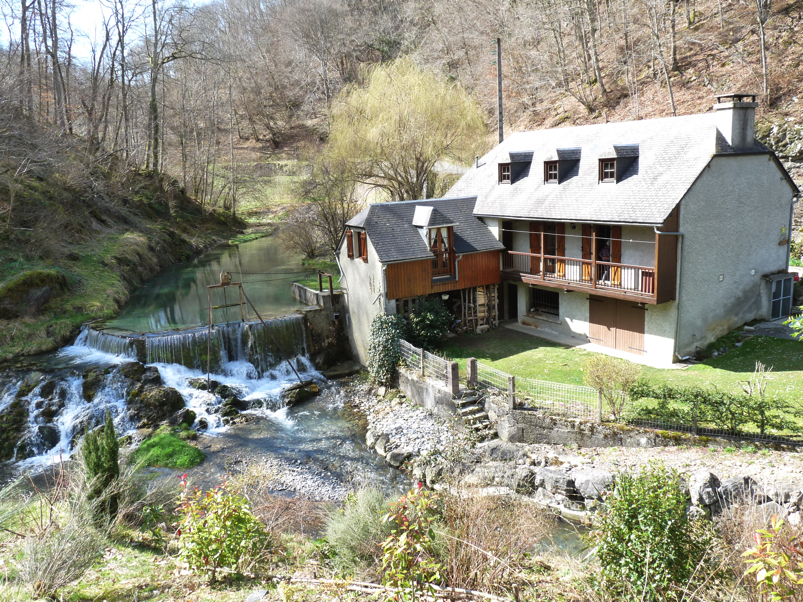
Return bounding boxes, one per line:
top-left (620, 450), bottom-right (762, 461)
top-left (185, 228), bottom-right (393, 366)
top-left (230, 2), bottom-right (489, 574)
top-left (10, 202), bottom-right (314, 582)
top-left (128, 386), bottom-right (185, 423)
top-left (789, 511), bottom-right (802, 527)
top-left (535, 467), bottom-right (577, 496)
top-left (282, 384), bottom-right (319, 407)
top-left (223, 396), bottom-right (249, 411)
top-left (39, 399), bottom-right (65, 423)
top-left (570, 468), bottom-right (614, 501)
top-left (425, 464), bottom-right (445, 488)
top-left (365, 429), bottom-right (378, 449)
top-left (386, 449), bottom-right (411, 468)
top-left (0, 270), bottom-right (67, 319)
top-left (689, 469), bottom-right (721, 507)
top-left (170, 408), bottom-right (197, 428)
top-left (757, 501), bottom-right (788, 522)
top-left (141, 367), bottom-right (163, 387)
top-left (37, 424), bottom-right (60, 449)
top-left (718, 476), bottom-right (762, 506)
top-left (464, 462), bottom-right (538, 494)
top-left (475, 439), bottom-right (523, 462)
top-left (215, 384), bottom-right (241, 400)
top-left (120, 362), bottom-right (146, 381)
top-left (197, 418), bottom-right (209, 430)
top-left (375, 434), bottom-right (390, 457)
top-left (39, 379), bottom-right (58, 399)
top-left (188, 377), bottom-right (220, 391)
top-left (24, 287), bottom-right (52, 316)
top-left (82, 367), bottom-right (108, 402)
top-left (764, 484), bottom-right (794, 505)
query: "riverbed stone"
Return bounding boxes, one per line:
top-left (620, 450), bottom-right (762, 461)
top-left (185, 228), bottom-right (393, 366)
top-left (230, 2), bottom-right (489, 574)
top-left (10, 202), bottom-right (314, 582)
top-left (141, 367), bottom-right (163, 387)
top-left (535, 467), bottom-right (576, 496)
top-left (120, 362), bottom-right (146, 381)
top-left (282, 384), bottom-right (319, 407)
top-left (718, 476), bottom-right (762, 506)
top-left (386, 449), bottom-right (411, 468)
top-left (789, 511), bottom-right (802, 527)
top-left (464, 462), bottom-right (538, 493)
top-left (689, 469), bottom-right (721, 507)
top-left (375, 434), bottom-right (390, 457)
top-left (37, 424), bottom-right (60, 449)
top-left (39, 379), bottom-right (58, 399)
top-left (171, 408), bottom-right (197, 428)
top-left (365, 429), bottom-right (378, 449)
top-left (128, 386), bottom-right (185, 423)
top-left (82, 367), bottom-right (108, 402)
top-left (758, 501), bottom-right (788, 522)
top-left (570, 468), bottom-right (613, 500)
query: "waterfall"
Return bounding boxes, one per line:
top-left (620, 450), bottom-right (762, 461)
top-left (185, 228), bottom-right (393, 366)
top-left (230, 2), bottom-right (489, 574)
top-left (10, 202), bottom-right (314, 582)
top-left (74, 328), bottom-right (138, 359)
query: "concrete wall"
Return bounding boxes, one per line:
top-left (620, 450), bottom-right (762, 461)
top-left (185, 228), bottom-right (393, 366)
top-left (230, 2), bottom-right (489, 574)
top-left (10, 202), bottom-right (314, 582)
top-left (291, 283), bottom-right (339, 311)
top-left (338, 232), bottom-right (386, 364)
top-left (300, 300), bottom-right (352, 369)
top-left (398, 367), bottom-right (458, 421)
top-left (676, 154), bottom-right (797, 357)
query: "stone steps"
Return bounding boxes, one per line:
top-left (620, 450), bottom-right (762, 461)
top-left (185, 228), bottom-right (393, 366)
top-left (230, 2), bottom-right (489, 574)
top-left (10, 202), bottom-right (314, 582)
top-left (454, 390), bottom-right (496, 441)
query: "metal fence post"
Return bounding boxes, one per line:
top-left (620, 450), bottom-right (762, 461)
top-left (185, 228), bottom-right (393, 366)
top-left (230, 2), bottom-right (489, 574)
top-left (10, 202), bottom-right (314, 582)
top-left (420, 348), bottom-right (425, 377)
top-left (507, 376), bottom-right (515, 411)
top-left (693, 402), bottom-right (698, 436)
top-left (467, 358), bottom-right (477, 388)
top-left (598, 390), bottom-right (603, 422)
top-left (447, 361), bottom-right (460, 396)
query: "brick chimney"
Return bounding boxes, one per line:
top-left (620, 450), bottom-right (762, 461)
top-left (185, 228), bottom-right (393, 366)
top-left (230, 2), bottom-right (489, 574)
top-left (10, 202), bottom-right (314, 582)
top-left (713, 93), bottom-right (758, 150)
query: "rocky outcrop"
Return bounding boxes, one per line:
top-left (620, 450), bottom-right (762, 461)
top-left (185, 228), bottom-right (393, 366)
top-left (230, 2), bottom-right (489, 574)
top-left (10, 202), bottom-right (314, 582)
top-left (0, 270), bottom-right (68, 320)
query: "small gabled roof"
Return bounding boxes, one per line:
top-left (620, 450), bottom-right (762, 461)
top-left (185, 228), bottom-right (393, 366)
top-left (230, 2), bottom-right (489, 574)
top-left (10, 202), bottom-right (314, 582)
top-left (342, 197), bottom-right (504, 263)
top-left (447, 112), bottom-right (794, 225)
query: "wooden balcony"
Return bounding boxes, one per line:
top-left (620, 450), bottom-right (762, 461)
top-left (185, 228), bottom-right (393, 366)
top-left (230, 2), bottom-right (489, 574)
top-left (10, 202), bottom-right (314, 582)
top-left (502, 250), bottom-right (661, 303)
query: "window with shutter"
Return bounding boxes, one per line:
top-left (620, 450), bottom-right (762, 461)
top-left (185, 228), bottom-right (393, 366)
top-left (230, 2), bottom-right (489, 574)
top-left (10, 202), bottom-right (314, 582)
top-left (345, 230), bottom-right (354, 259)
top-left (358, 232), bottom-right (368, 262)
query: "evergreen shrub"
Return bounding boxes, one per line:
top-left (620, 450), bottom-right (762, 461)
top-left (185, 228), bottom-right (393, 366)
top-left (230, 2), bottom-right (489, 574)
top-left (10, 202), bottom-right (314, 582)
top-left (367, 314), bottom-right (406, 386)
top-left (81, 411), bottom-right (120, 520)
top-left (408, 297), bottom-right (451, 350)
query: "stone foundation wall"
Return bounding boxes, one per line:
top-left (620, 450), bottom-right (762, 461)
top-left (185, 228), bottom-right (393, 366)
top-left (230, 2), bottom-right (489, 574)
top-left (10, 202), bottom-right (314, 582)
top-left (299, 294), bottom-right (351, 370)
top-left (398, 367), bottom-right (457, 421)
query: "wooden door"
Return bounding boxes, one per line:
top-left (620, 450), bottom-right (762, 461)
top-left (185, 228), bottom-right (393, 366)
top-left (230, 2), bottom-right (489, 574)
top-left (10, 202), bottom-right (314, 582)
top-left (589, 297), bottom-right (646, 356)
top-left (615, 302), bottom-right (646, 355)
top-left (506, 283), bottom-right (518, 320)
top-left (589, 296), bottom-right (616, 349)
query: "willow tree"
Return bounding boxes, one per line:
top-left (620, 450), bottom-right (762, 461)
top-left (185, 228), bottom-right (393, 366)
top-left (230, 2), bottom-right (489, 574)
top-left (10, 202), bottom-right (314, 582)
top-left (327, 57), bottom-right (486, 202)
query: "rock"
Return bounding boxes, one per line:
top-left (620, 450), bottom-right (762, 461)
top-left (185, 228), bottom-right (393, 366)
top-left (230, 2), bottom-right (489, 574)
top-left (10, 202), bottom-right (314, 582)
top-left (477, 439), bottom-right (523, 462)
top-left (377, 386), bottom-right (386, 398)
top-left (0, 270), bottom-right (66, 319)
top-left (534, 487), bottom-right (558, 507)
top-left (82, 368), bottom-right (106, 402)
top-left (570, 468), bottom-right (614, 500)
top-left (39, 380), bottom-right (58, 399)
top-left (535, 467), bottom-right (577, 496)
top-left (223, 396), bottom-right (249, 411)
top-left (386, 449), bottom-right (411, 467)
top-left (687, 505), bottom-right (708, 521)
top-left (170, 408), bottom-right (196, 427)
top-left (375, 434), bottom-right (390, 456)
top-left (197, 418), bottom-right (209, 430)
top-left (120, 362), bottom-right (146, 381)
top-left (215, 384), bottom-right (241, 399)
top-left (282, 384), bottom-right (319, 407)
top-left (689, 469), bottom-right (721, 507)
top-left (188, 377), bottom-right (219, 391)
top-left (245, 590), bottom-right (269, 602)
top-left (37, 424), bottom-right (60, 448)
top-left (718, 476), bottom-right (762, 506)
top-left (141, 367), bottom-right (163, 387)
top-left (129, 386), bottom-right (185, 423)
top-left (789, 511), bottom-right (801, 527)
top-left (425, 464), bottom-right (445, 487)
top-left (464, 462), bottom-right (538, 494)
top-left (39, 399), bottom-right (65, 423)
top-left (366, 429), bottom-right (378, 449)
top-left (764, 484), bottom-right (793, 505)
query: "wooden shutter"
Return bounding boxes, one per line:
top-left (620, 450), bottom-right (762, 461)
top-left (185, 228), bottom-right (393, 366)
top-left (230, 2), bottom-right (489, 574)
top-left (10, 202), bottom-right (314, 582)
top-left (345, 230), bottom-right (354, 259)
top-left (611, 226), bottom-right (622, 286)
top-left (556, 223), bottom-right (566, 277)
top-left (529, 222), bottom-right (542, 275)
top-left (581, 225), bottom-right (593, 282)
top-left (359, 232), bottom-right (368, 262)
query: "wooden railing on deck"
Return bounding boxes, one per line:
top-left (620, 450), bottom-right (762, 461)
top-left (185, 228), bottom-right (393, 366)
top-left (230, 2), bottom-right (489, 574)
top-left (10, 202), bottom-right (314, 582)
top-left (502, 251), bottom-right (655, 296)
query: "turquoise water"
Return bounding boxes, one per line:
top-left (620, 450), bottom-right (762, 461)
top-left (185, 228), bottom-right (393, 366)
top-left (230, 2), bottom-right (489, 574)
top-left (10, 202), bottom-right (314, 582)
top-left (102, 235), bottom-right (316, 334)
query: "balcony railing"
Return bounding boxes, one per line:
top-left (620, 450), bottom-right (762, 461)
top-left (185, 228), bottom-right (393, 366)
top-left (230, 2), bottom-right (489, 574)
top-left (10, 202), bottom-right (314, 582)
top-left (502, 251), bottom-right (655, 297)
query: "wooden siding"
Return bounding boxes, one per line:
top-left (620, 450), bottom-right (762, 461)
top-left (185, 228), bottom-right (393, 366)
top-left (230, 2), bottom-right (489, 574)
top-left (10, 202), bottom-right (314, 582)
top-left (589, 296), bottom-right (646, 356)
top-left (655, 206), bottom-right (680, 304)
top-left (385, 250), bottom-right (501, 300)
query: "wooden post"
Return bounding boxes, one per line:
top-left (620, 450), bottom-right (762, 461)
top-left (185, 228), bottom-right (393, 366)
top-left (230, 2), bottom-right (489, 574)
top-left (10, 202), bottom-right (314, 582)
top-left (238, 284), bottom-right (245, 321)
top-left (447, 361), bottom-right (460, 396)
top-left (693, 402), bottom-right (698, 436)
top-left (540, 230), bottom-right (545, 281)
top-left (327, 274), bottom-right (333, 296)
top-left (317, 271), bottom-right (323, 292)
top-left (467, 357), bottom-right (478, 388)
top-left (420, 349), bottom-right (425, 377)
top-left (598, 390), bottom-right (603, 422)
top-left (592, 230), bottom-right (597, 289)
top-left (507, 375), bottom-right (515, 411)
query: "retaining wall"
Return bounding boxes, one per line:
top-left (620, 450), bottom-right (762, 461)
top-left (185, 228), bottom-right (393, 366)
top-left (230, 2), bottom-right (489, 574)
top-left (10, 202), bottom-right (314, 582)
top-left (398, 367), bottom-right (458, 421)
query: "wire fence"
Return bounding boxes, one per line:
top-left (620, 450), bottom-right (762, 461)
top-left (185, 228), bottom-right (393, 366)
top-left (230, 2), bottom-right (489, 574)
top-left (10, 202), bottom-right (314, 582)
top-left (517, 377), bottom-right (598, 421)
top-left (399, 340), bottom-right (450, 386)
top-left (476, 362), bottom-right (511, 392)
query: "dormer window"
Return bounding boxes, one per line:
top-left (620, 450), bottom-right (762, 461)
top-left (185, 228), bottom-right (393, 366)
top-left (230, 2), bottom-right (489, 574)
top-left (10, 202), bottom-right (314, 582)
top-left (498, 163), bottom-right (512, 184)
top-left (544, 161), bottom-right (559, 184)
top-left (599, 159), bottom-right (616, 183)
top-left (430, 227), bottom-right (454, 277)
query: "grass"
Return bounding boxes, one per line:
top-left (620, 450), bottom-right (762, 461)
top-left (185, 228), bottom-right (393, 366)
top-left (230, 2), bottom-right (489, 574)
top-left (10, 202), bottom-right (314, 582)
top-left (294, 260), bottom-right (340, 291)
top-left (132, 428), bottom-right (206, 469)
top-left (440, 327), bottom-right (803, 398)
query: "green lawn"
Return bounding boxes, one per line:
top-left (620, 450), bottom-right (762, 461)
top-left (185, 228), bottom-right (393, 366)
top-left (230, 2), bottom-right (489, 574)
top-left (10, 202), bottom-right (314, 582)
top-left (441, 328), bottom-right (803, 398)
top-left (294, 259), bottom-right (340, 291)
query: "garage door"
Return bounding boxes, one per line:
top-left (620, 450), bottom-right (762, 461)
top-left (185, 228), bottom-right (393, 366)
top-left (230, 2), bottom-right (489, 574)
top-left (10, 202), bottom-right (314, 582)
top-left (589, 296), bottom-right (646, 356)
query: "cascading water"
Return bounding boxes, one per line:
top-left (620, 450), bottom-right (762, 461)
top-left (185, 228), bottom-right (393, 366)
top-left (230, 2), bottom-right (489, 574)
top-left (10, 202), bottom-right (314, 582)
top-left (73, 328), bottom-right (138, 360)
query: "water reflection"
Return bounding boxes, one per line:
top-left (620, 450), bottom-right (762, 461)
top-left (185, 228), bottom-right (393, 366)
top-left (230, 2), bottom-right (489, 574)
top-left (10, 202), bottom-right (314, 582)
top-left (103, 235), bottom-right (316, 334)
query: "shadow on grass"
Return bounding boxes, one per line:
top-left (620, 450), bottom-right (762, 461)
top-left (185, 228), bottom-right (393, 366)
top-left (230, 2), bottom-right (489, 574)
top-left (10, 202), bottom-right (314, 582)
top-left (440, 329), bottom-right (563, 363)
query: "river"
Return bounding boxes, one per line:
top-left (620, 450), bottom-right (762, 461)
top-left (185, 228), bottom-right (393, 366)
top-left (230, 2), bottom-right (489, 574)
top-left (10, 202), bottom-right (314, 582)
top-left (0, 234), bottom-right (407, 496)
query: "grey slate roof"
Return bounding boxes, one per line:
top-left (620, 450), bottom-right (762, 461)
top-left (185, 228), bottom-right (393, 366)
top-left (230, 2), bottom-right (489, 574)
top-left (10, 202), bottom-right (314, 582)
top-left (344, 197), bottom-right (504, 263)
top-left (446, 113), bottom-right (779, 225)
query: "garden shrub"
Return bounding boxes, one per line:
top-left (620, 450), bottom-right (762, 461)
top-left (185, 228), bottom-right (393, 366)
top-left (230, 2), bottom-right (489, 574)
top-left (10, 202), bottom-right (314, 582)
top-left (742, 515), bottom-right (803, 600)
top-left (176, 479), bottom-right (271, 582)
top-left (583, 355), bottom-right (641, 421)
top-left (81, 410), bottom-right (120, 520)
top-left (588, 462), bottom-right (715, 601)
top-left (407, 297), bottom-right (450, 350)
top-left (324, 487), bottom-right (395, 574)
top-left (367, 313), bottom-right (406, 386)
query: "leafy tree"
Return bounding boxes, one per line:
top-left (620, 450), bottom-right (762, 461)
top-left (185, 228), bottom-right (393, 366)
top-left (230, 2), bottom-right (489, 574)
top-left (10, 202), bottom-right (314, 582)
top-left (81, 411), bottom-right (120, 520)
top-left (327, 57), bottom-right (486, 202)
top-left (408, 297), bottom-right (450, 350)
top-left (583, 355), bottom-right (641, 421)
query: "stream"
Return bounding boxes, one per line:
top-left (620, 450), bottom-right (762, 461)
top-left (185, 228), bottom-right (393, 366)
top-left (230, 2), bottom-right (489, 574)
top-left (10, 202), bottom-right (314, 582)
top-left (0, 235), bottom-right (407, 496)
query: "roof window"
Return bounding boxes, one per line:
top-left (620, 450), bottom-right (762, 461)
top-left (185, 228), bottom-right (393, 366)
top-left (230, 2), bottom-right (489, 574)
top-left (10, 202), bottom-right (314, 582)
top-left (498, 163), bottom-right (512, 184)
top-left (599, 159), bottom-right (616, 183)
top-left (544, 161), bottom-right (559, 184)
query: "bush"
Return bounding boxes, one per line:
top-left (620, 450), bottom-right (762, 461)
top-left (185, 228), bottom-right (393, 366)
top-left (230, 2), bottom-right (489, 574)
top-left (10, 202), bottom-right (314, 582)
top-left (588, 462), bottom-right (715, 601)
top-left (367, 314), bottom-right (407, 386)
top-left (133, 426), bottom-right (206, 469)
top-left (743, 515), bottom-right (803, 599)
top-left (407, 297), bottom-right (450, 350)
top-left (324, 487), bottom-right (395, 575)
top-left (176, 479), bottom-right (272, 582)
top-left (81, 410), bottom-right (120, 520)
top-left (583, 355), bottom-right (641, 421)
